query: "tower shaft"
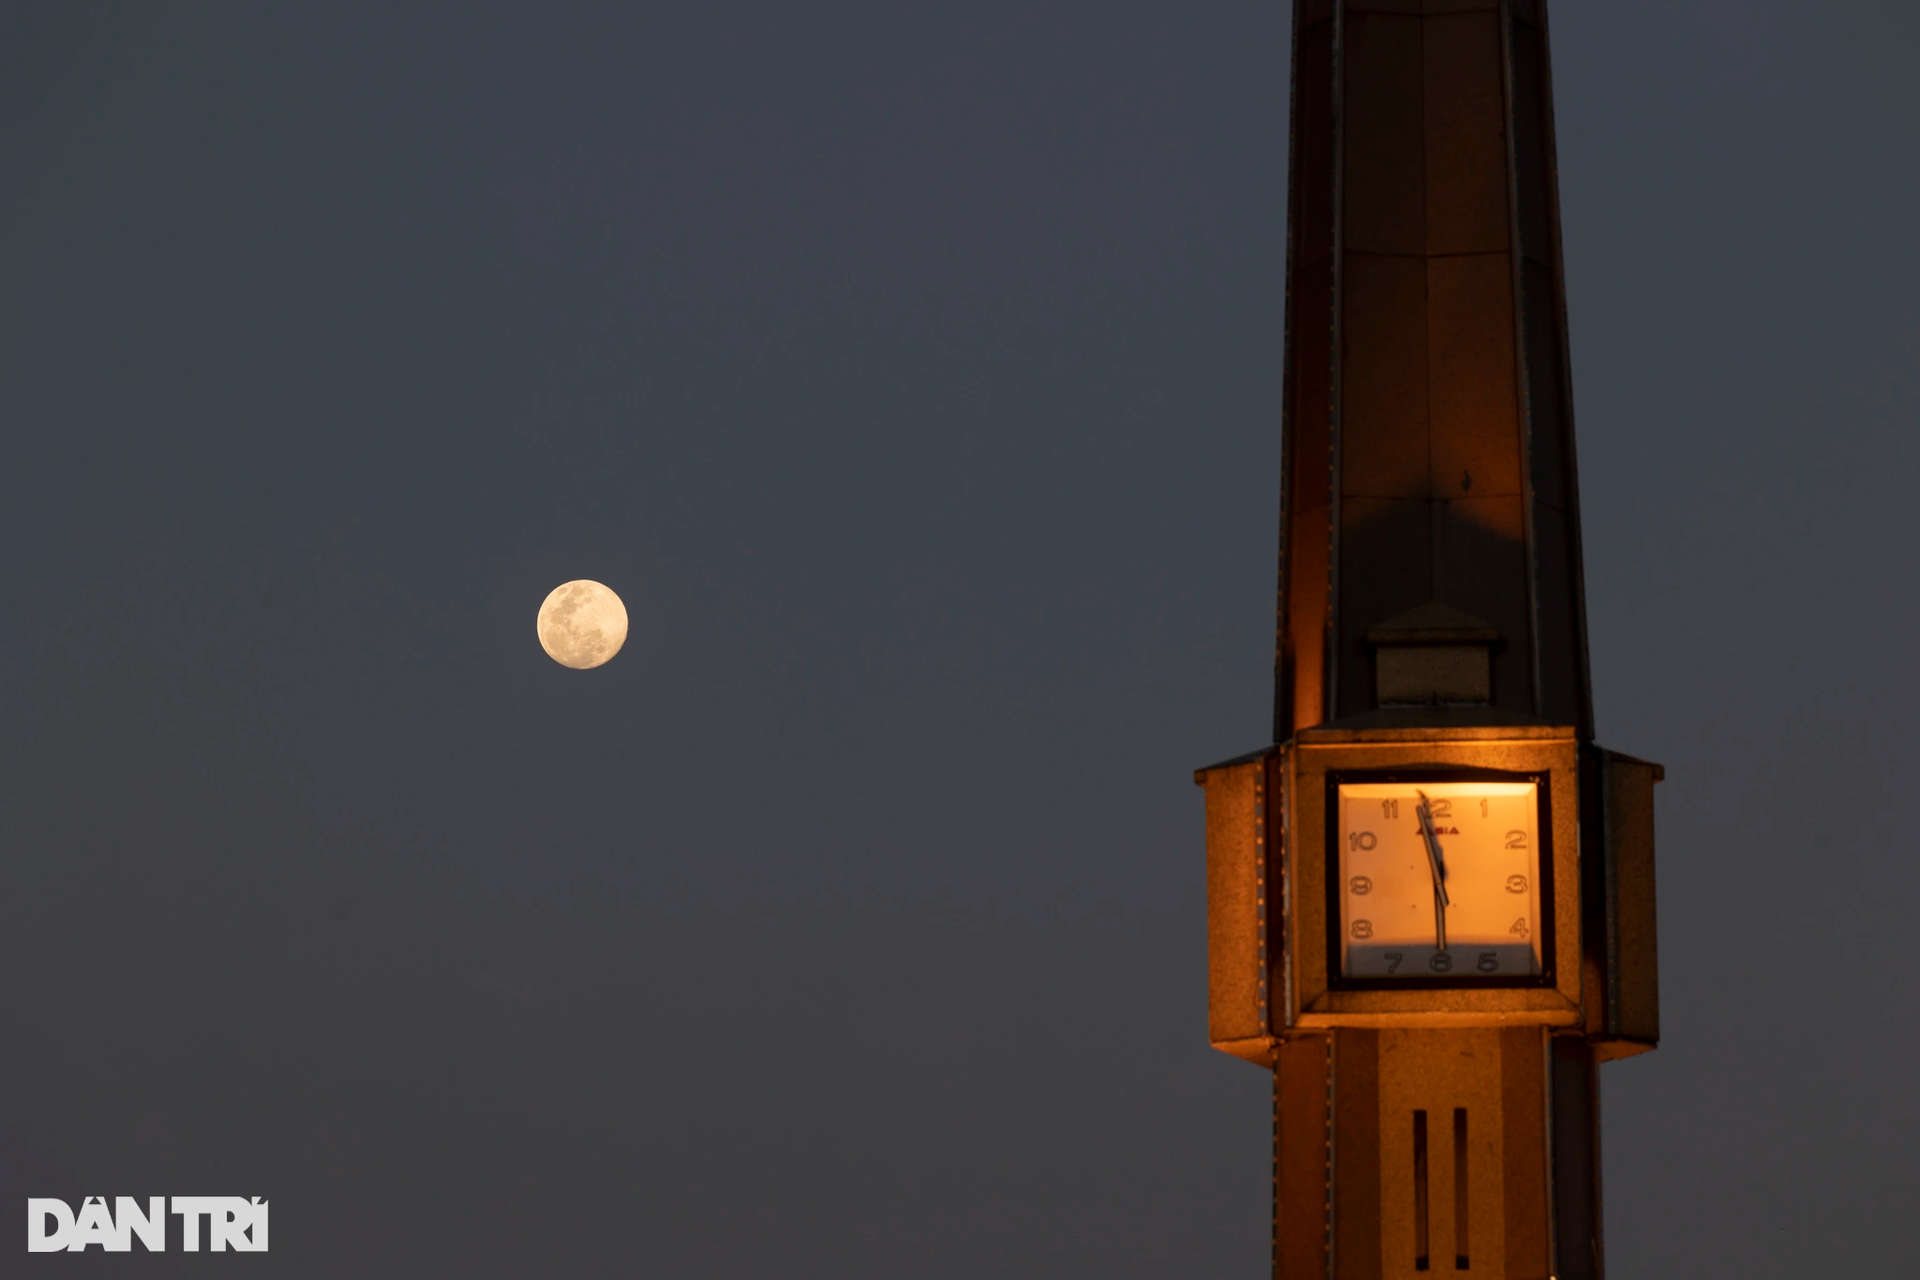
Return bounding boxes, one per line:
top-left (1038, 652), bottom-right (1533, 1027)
top-left (1255, 5), bottom-right (1622, 1276)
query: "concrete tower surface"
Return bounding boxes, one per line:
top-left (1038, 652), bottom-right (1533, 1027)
top-left (1196, 4), bottom-right (1662, 1278)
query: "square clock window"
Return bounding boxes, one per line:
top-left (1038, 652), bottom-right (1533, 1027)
top-left (1330, 774), bottom-right (1551, 984)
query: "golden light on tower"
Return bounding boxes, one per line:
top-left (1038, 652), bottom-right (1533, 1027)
top-left (1195, 4), bottom-right (1661, 1277)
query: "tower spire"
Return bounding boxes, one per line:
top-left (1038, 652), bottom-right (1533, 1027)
top-left (1276, 0), bottom-right (1591, 740)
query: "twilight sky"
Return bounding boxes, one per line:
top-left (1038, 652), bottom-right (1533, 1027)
top-left (4, 2), bottom-right (1918, 1275)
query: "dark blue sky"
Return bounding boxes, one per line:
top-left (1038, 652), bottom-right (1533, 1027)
top-left (3, 2), bottom-right (1918, 1275)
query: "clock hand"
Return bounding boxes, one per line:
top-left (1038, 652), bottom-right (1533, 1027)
top-left (1415, 790), bottom-right (1450, 953)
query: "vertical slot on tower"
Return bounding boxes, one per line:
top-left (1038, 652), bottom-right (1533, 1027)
top-left (1453, 1108), bottom-right (1470, 1270)
top-left (1413, 1109), bottom-right (1430, 1271)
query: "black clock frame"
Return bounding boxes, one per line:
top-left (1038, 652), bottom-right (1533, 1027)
top-left (1323, 766), bottom-right (1556, 993)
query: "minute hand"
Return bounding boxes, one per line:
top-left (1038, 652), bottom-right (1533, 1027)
top-left (1415, 791), bottom-right (1450, 953)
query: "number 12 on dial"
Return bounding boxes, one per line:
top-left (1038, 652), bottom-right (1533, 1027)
top-left (1336, 780), bottom-right (1543, 981)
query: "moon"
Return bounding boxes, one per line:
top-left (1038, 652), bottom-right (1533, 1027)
top-left (536, 580), bottom-right (628, 670)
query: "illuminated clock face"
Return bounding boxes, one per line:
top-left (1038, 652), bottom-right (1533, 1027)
top-left (1335, 779), bottom-right (1544, 981)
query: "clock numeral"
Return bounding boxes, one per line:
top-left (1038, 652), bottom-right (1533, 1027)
top-left (1381, 799), bottom-right (1399, 819)
top-left (1505, 830), bottom-right (1529, 850)
top-left (1384, 952), bottom-right (1404, 974)
top-left (1429, 952), bottom-right (1454, 973)
top-left (1349, 831), bottom-right (1377, 852)
top-left (1505, 875), bottom-right (1528, 893)
top-left (1508, 918), bottom-right (1529, 938)
top-left (1349, 876), bottom-right (1373, 896)
top-left (1428, 799), bottom-right (1453, 819)
top-left (1479, 798), bottom-right (1489, 817)
top-left (1476, 952), bottom-right (1500, 973)
top-left (1351, 919), bottom-right (1374, 939)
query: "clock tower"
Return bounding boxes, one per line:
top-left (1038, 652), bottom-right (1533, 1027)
top-left (1195, 4), bottom-right (1661, 1278)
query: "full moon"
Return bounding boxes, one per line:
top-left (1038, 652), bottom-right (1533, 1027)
top-left (536, 580), bottom-right (628, 670)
